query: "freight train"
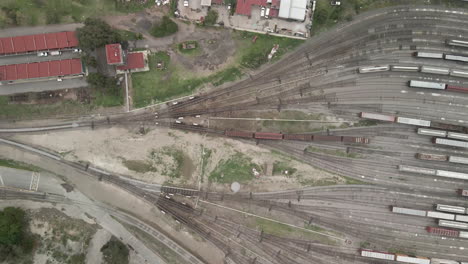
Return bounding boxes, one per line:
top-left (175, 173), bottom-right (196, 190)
top-left (408, 80), bottom-right (468, 93)
top-left (426, 226), bottom-right (468, 239)
top-left (417, 128), bottom-right (468, 141)
top-left (414, 50), bottom-right (468, 63)
top-left (416, 153), bottom-right (468, 165)
top-left (398, 165), bottom-right (468, 181)
top-left (224, 130), bottom-right (370, 144)
top-left (360, 249), bottom-right (468, 264)
top-left (392, 205), bottom-right (468, 223)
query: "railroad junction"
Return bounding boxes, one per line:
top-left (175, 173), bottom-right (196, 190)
top-left (3, 4), bottom-right (468, 264)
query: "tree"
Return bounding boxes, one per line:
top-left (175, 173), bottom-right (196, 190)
top-left (150, 16), bottom-right (178, 38)
top-left (81, 54), bottom-right (98, 68)
top-left (87, 73), bottom-right (120, 94)
top-left (101, 236), bottom-right (129, 264)
top-left (76, 18), bottom-right (122, 51)
top-left (204, 10), bottom-right (218, 26)
top-left (0, 207), bottom-right (35, 263)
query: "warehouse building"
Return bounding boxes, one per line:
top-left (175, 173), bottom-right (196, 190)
top-left (0, 58), bottom-right (84, 83)
top-left (0, 31), bottom-right (79, 55)
top-left (278, 0), bottom-right (308, 21)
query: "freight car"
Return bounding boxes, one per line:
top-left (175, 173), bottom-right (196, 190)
top-left (398, 165), bottom-right (436, 175)
top-left (413, 52), bottom-right (444, 59)
top-left (361, 248), bottom-right (468, 263)
top-left (436, 204), bottom-right (466, 214)
top-left (445, 54), bottom-right (468, 63)
top-left (439, 220), bottom-right (468, 230)
top-left (446, 85), bottom-right (468, 93)
top-left (459, 189), bottom-right (468, 197)
top-left (224, 131), bottom-right (370, 144)
top-left (416, 153), bottom-right (448, 161)
top-left (418, 128), bottom-right (447, 137)
top-left (434, 138), bottom-right (468, 148)
top-left (448, 132), bottom-right (468, 142)
top-left (360, 112), bottom-right (396, 122)
top-left (427, 211), bottom-right (455, 221)
top-left (420, 66), bottom-right (450, 75)
top-left (254, 132), bottom-right (283, 140)
top-left (283, 134), bottom-right (312, 141)
top-left (391, 206), bottom-right (427, 217)
top-left (446, 39), bottom-right (468, 48)
top-left (408, 80), bottom-right (446, 90)
top-left (430, 122), bottom-right (467, 133)
top-left (397, 117), bottom-right (431, 127)
top-left (225, 130), bottom-right (254, 138)
top-left (426, 226), bottom-right (459, 237)
top-left (358, 65), bottom-right (390, 73)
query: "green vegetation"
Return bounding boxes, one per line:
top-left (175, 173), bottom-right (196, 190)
top-left (235, 31), bottom-right (304, 69)
top-left (343, 176), bottom-right (369, 185)
top-left (149, 147), bottom-right (185, 178)
top-left (150, 16), bottom-right (178, 38)
top-left (355, 119), bottom-right (379, 127)
top-left (77, 18), bottom-right (126, 52)
top-left (122, 159), bottom-right (155, 173)
top-left (116, 29), bottom-right (144, 41)
top-left (272, 161), bottom-right (296, 176)
top-left (101, 236), bottom-right (129, 264)
top-left (87, 73), bottom-right (123, 107)
top-left (0, 159), bottom-right (41, 172)
top-left (306, 146), bottom-right (360, 158)
top-left (0, 0), bottom-right (154, 28)
top-left (209, 152), bottom-right (260, 183)
top-left (253, 218), bottom-right (336, 245)
top-left (360, 241), bottom-right (371, 248)
top-left (169, 0), bottom-right (178, 17)
top-left (81, 54), bottom-right (98, 68)
top-left (132, 52), bottom-right (243, 107)
top-left (0, 207), bottom-right (36, 263)
top-left (178, 41), bottom-right (200, 55)
top-left (204, 10), bottom-right (218, 26)
top-left (200, 147), bottom-right (213, 183)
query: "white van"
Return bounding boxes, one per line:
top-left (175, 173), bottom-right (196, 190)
top-left (260, 7), bottom-right (266, 17)
top-left (50, 51), bottom-right (62, 56)
top-left (265, 8), bottom-right (270, 18)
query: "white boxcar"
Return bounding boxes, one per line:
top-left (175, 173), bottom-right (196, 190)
top-left (391, 65), bottom-right (420, 72)
top-left (430, 259), bottom-right (460, 264)
top-left (459, 231), bottom-right (468, 239)
top-left (395, 254), bottom-right (430, 264)
top-left (445, 54), bottom-right (468, 62)
top-left (358, 65), bottom-right (390, 73)
top-left (448, 156), bottom-right (468, 165)
top-left (408, 80), bottom-right (446, 90)
top-left (398, 165), bottom-right (436, 175)
top-left (447, 39), bottom-right (468, 48)
top-left (427, 211), bottom-right (455, 220)
top-left (414, 52), bottom-right (444, 59)
top-left (450, 70), bottom-right (468, 78)
top-left (436, 204), bottom-right (466, 214)
top-left (360, 112), bottom-right (396, 122)
top-left (456, 215), bottom-right (468, 223)
top-left (360, 249), bottom-right (395, 260)
top-left (435, 138), bottom-right (468, 148)
top-left (448, 132), bottom-right (468, 141)
top-left (397, 117), bottom-right (431, 127)
top-left (420, 66), bottom-right (450, 75)
top-left (436, 170), bottom-right (468, 180)
top-left (417, 128), bottom-right (447, 137)
top-left (391, 206), bottom-right (427, 217)
top-left (439, 220), bottom-right (468, 230)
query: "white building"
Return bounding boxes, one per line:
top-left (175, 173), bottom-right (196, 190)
top-left (278, 0), bottom-right (308, 21)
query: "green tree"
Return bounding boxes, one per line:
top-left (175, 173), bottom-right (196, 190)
top-left (150, 16), bottom-right (178, 38)
top-left (76, 18), bottom-right (122, 51)
top-left (81, 54), bottom-right (98, 68)
top-left (0, 207), bottom-right (35, 263)
top-left (204, 10), bottom-right (218, 26)
top-left (101, 236), bottom-right (129, 264)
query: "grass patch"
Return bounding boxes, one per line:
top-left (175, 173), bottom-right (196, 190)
top-left (298, 177), bottom-right (341, 187)
top-left (272, 161), bottom-right (297, 176)
top-left (343, 176), bottom-right (369, 185)
top-left (355, 119), bottom-right (379, 127)
top-left (132, 53), bottom-right (243, 107)
top-left (0, 159), bottom-right (41, 172)
top-left (253, 218), bottom-right (336, 245)
top-left (150, 16), bottom-right (178, 38)
top-left (177, 41), bottom-right (200, 55)
top-left (116, 29), bottom-right (143, 41)
top-left (234, 31), bottom-right (304, 69)
top-left (122, 159), bottom-right (155, 173)
top-left (209, 152), bottom-right (260, 184)
top-left (149, 147), bottom-right (185, 178)
top-left (306, 146), bottom-right (360, 158)
top-left (200, 147), bottom-right (212, 183)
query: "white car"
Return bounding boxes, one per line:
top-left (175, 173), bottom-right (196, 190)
top-left (330, 1), bottom-right (341, 5)
top-left (260, 7), bottom-right (266, 17)
top-left (183, 0), bottom-right (188, 6)
top-left (265, 7), bottom-right (270, 18)
top-left (37, 52), bottom-right (48, 57)
top-left (72, 48), bottom-right (82, 53)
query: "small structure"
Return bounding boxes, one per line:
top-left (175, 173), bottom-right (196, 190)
top-left (278, 0), bottom-right (308, 21)
top-left (182, 42), bottom-right (197, 50)
top-left (201, 0), bottom-right (212, 6)
top-left (231, 182), bottom-right (241, 193)
top-left (105, 43), bottom-right (124, 65)
top-left (116, 51), bottom-right (150, 74)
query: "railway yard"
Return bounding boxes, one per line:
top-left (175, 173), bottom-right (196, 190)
top-left (4, 4), bottom-right (468, 264)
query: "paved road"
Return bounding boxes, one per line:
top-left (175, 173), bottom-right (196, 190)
top-left (0, 50), bottom-right (80, 66)
top-left (0, 77), bottom-right (87, 95)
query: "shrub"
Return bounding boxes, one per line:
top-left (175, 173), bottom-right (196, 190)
top-left (150, 16), bottom-right (178, 37)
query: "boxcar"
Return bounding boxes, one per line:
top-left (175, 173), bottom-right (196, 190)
top-left (397, 117), bottom-right (431, 127)
top-left (254, 132), bottom-right (283, 140)
top-left (313, 135), bottom-right (342, 142)
top-left (446, 85), bottom-right (468, 93)
top-left (342, 136), bottom-right (370, 144)
top-left (427, 211), bottom-right (455, 221)
top-left (395, 254), bottom-right (430, 264)
top-left (450, 70), bottom-right (468, 79)
top-left (360, 112), bottom-right (396, 122)
top-left (434, 138), bottom-right (468, 148)
top-left (439, 220), bottom-right (468, 230)
top-left (416, 153), bottom-right (447, 161)
top-left (420, 66), bottom-right (450, 75)
top-left (408, 80), bottom-right (446, 90)
top-left (225, 131), bottom-right (254, 138)
top-left (360, 249), bottom-right (395, 261)
top-left (417, 128), bottom-right (447, 137)
top-left (456, 215), bottom-right (468, 223)
top-left (448, 132), bottom-right (468, 141)
top-left (426, 226), bottom-right (460, 237)
top-left (413, 52), bottom-right (444, 59)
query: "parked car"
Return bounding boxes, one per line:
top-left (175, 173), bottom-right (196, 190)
top-left (260, 6), bottom-right (266, 17)
top-left (330, 1), bottom-right (341, 5)
top-left (37, 52), bottom-right (48, 57)
top-left (72, 48), bottom-right (82, 53)
top-left (265, 7), bottom-right (270, 18)
top-left (184, 0), bottom-right (188, 6)
top-left (50, 51), bottom-right (62, 56)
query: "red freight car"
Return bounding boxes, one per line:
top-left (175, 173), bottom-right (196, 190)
top-left (447, 85), bottom-right (468, 93)
top-left (426, 226), bottom-right (459, 237)
top-left (225, 130), bottom-right (254, 138)
top-left (283, 134), bottom-right (313, 141)
top-left (342, 136), bottom-right (370, 144)
top-left (313, 135), bottom-right (342, 142)
top-left (254, 132), bottom-right (283, 140)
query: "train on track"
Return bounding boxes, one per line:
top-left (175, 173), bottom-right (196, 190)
top-left (414, 50), bottom-right (468, 63)
top-left (360, 248), bottom-right (468, 264)
top-left (392, 205), bottom-right (468, 227)
top-left (416, 153), bottom-right (468, 165)
top-left (426, 226), bottom-right (468, 239)
top-left (417, 128), bottom-right (468, 141)
top-left (225, 130), bottom-right (370, 144)
top-left (460, 189), bottom-right (468, 197)
top-left (398, 165), bottom-right (468, 181)
top-left (447, 39), bottom-right (468, 48)
top-left (360, 112), bottom-right (468, 133)
top-left (408, 80), bottom-right (468, 93)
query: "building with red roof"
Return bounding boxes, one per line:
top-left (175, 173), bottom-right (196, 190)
top-left (0, 58), bottom-right (83, 82)
top-left (0, 31), bottom-right (78, 55)
top-left (235, 0), bottom-right (280, 16)
top-left (116, 52), bottom-right (144, 71)
top-left (105, 43), bottom-right (124, 65)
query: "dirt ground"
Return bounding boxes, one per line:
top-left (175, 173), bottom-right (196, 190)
top-left (103, 6), bottom-right (237, 76)
top-left (13, 126), bottom-right (342, 192)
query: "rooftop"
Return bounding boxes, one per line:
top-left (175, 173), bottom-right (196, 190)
top-left (235, 0), bottom-right (280, 16)
top-left (0, 58), bottom-right (83, 82)
top-left (278, 0), bottom-right (308, 21)
top-left (116, 52), bottom-right (145, 71)
top-left (0, 31), bottom-right (79, 55)
top-left (105, 43), bottom-right (124, 65)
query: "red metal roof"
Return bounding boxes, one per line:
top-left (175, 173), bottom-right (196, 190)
top-left (235, 0), bottom-right (279, 16)
top-left (0, 31), bottom-right (78, 55)
top-left (116, 52), bottom-right (145, 70)
top-left (0, 58), bottom-right (83, 81)
top-left (105, 43), bottom-right (123, 65)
